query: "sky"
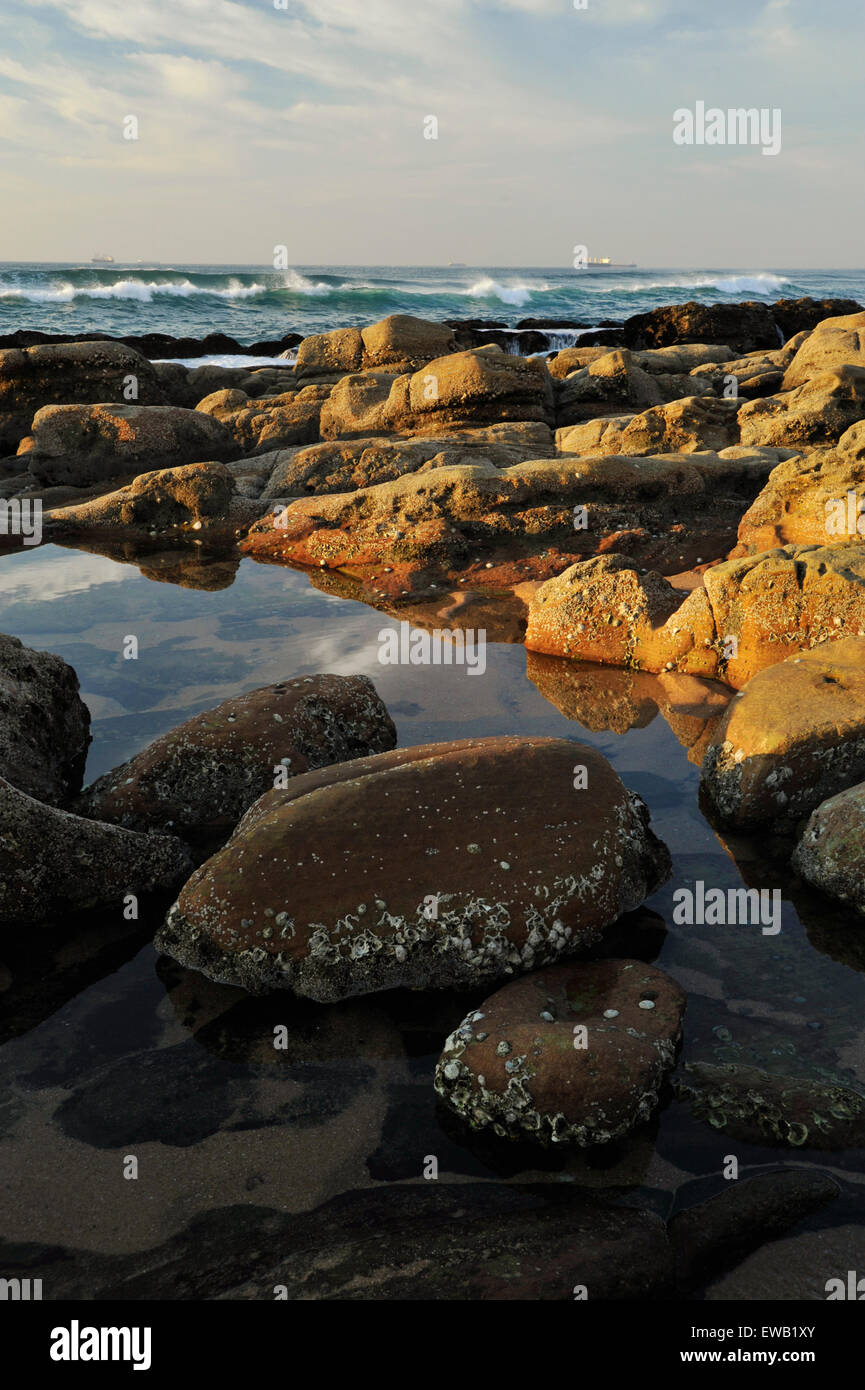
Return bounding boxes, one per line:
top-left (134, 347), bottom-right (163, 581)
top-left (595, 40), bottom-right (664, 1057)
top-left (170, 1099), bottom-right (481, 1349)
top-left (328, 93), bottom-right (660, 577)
top-left (0, 0), bottom-right (862, 267)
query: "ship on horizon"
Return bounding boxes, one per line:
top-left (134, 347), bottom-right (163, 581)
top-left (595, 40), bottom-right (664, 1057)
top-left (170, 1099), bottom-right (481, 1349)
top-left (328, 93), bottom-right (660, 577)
top-left (582, 256), bottom-right (637, 269)
top-left (91, 253), bottom-right (115, 264)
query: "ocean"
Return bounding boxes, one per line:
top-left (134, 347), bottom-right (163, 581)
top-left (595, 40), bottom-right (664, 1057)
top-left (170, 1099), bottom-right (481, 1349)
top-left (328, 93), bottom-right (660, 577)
top-left (2, 263), bottom-right (863, 350)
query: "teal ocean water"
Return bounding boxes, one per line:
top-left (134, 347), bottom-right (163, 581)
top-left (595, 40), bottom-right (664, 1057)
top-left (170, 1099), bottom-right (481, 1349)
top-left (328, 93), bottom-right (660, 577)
top-left (1, 263), bottom-right (863, 343)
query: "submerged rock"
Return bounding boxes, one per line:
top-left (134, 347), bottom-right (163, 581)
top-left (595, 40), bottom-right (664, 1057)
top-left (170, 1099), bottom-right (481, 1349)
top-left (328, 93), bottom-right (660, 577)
top-left (0, 775), bottom-right (191, 924)
top-left (792, 781), bottom-right (865, 915)
top-left (669, 1170), bottom-right (840, 1292)
top-left (0, 633), bottom-right (91, 806)
top-left (0, 1183), bottom-right (674, 1300)
top-left (674, 1061), bottom-right (865, 1149)
top-left (700, 640), bottom-right (865, 829)
top-left (156, 736), bottom-right (671, 999)
top-left (78, 674), bottom-right (396, 853)
top-left (434, 958), bottom-right (685, 1146)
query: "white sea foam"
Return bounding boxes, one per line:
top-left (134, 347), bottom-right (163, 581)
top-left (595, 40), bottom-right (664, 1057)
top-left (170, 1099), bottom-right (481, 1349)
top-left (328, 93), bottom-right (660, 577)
top-left (0, 270), bottom-right (331, 304)
top-left (466, 276), bottom-right (545, 307)
top-left (593, 272), bottom-right (790, 296)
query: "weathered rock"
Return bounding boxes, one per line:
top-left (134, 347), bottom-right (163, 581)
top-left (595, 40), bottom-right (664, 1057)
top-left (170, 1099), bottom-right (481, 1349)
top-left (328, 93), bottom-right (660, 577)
top-left (243, 450), bottom-right (777, 586)
top-left (623, 301), bottom-right (779, 355)
top-left (674, 1061), bottom-right (865, 1149)
top-left (360, 315), bottom-right (458, 372)
top-left (613, 395), bottom-right (741, 456)
top-left (733, 446), bottom-right (865, 553)
top-left (0, 633), bottom-right (91, 806)
top-left (555, 349), bottom-right (663, 426)
top-left (556, 416), bottom-right (634, 456)
top-left (546, 346), bottom-right (609, 378)
top-left (260, 423), bottom-right (556, 499)
top-left (792, 781), bottom-right (865, 915)
top-left (21, 403), bottom-right (235, 486)
top-left (294, 327), bottom-right (364, 379)
top-left (78, 674), bottom-right (396, 853)
top-left (320, 346), bottom-right (555, 438)
top-left (435, 958), bottom-right (685, 1146)
top-left (633, 344), bottom-right (738, 374)
top-left (782, 310), bottom-right (865, 389)
top-left (43, 462), bottom-right (265, 543)
top-left (700, 641), bottom-right (865, 829)
top-left (155, 736), bottom-right (672, 999)
top-left (669, 1170), bottom-right (840, 1292)
top-left (738, 367), bottom-right (865, 449)
top-left (527, 544), bottom-right (865, 689)
top-left (0, 775), bottom-right (191, 924)
top-left (0, 341), bottom-right (165, 452)
top-left (195, 384), bottom-right (327, 453)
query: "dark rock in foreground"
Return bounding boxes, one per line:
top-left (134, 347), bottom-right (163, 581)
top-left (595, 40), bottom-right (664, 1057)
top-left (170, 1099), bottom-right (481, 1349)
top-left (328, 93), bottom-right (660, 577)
top-left (435, 958), bottom-right (686, 1146)
top-left (0, 633), bottom-right (91, 806)
top-left (669, 1169), bottom-right (840, 1292)
top-left (78, 673), bottom-right (396, 853)
top-left (0, 775), bottom-right (191, 924)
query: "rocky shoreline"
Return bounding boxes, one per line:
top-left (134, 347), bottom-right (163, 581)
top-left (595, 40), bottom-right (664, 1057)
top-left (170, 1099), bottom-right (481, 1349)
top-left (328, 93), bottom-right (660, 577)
top-left (2, 294), bottom-right (865, 1296)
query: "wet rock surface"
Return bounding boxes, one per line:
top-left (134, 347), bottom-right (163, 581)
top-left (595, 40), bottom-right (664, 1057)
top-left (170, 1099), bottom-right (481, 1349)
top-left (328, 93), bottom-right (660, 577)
top-left (434, 958), bottom-right (686, 1146)
top-left (156, 736), bottom-right (671, 999)
top-left (793, 781), bottom-right (865, 916)
top-left (0, 775), bottom-right (191, 924)
top-left (0, 632), bottom-right (91, 806)
top-left (78, 673), bottom-right (397, 853)
top-left (701, 640), bottom-right (865, 829)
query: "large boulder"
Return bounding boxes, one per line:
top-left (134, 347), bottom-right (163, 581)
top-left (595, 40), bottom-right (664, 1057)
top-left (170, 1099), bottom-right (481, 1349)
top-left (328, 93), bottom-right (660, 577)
top-left (78, 674), bottom-right (396, 853)
top-left (700, 640), bottom-right (865, 828)
top-left (360, 315), bottom-right (458, 372)
top-left (21, 404), bottom-right (235, 487)
top-left (155, 736), bottom-right (671, 999)
top-left (526, 543), bottom-right (865, 689)
top-left (434, 958), bottom-right (685, 1146)
top-left (0, 634), bottom-right (91, 806)
top-left (0, 341), bottom-right (164, 453)
top-left (0, 775), bottom-right (191, 925)
top-left (782, 310), bottom-right (865, 389)
top-left (319, 346), bottom-right (555, 438)
top-left (294, 327), bottom-right (364, 379)
top-left (793, 782), bottom-right (865, 915)
top-left (623, 301), bottom-right (779, 355)
top-left (738, 367), bottom-right (865, 449)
